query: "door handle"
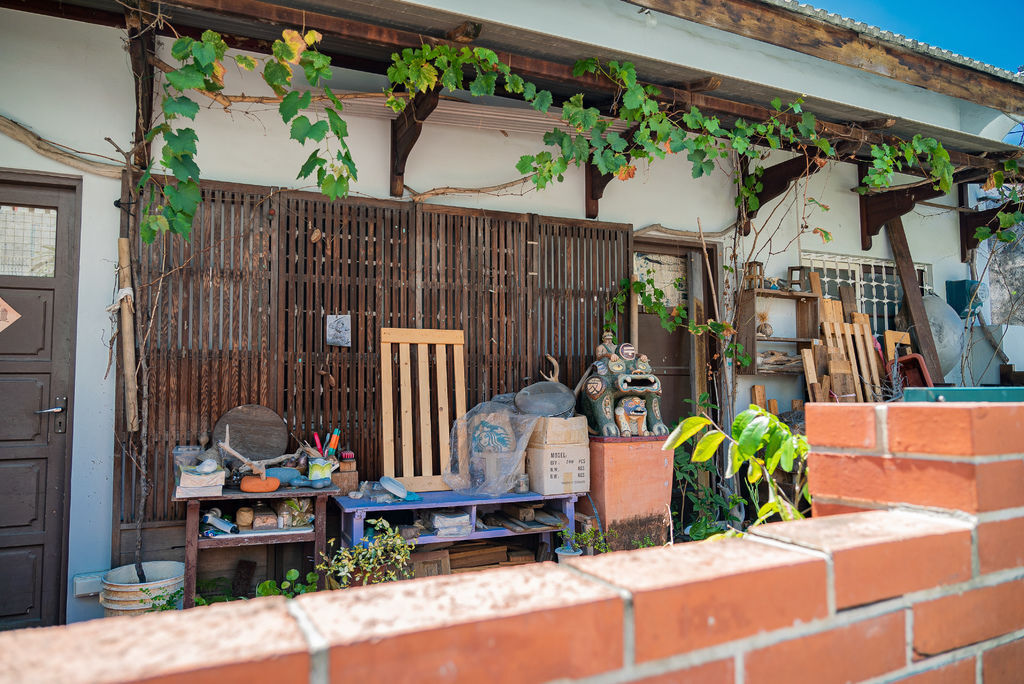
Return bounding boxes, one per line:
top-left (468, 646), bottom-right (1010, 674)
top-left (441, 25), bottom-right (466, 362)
top-left (36, 396), bottom-right (68, 433)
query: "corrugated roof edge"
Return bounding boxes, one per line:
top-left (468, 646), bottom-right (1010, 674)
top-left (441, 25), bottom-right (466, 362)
top-left (758, 0), bottom-right (1024, 86)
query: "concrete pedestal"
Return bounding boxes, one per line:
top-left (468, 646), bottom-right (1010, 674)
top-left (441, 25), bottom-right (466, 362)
top-left (578, 437), bottom-right (672, 549)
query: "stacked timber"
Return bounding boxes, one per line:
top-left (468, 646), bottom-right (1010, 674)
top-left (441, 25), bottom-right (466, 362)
top-left (802, 287), bottom-right (886, 403)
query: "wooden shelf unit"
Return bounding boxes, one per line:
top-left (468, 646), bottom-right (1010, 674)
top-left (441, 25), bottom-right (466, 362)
top-left (176, 485), bottom-right (339, 607)
top-left (738, 288), bottom-right (820, 376)
top-left (333, 490), bottom-right (578, 549)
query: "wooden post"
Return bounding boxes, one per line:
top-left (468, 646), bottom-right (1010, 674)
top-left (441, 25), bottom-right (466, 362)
top-left (118, 237), bottom-right (139, 432)
top-left (629, 274), bottom-right (639, 347)
top-left (885, 218), bottom-right (943, 381)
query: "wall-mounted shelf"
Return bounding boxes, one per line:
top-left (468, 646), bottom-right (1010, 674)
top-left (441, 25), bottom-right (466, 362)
top-left (738, 288), bottom-right (820, 376)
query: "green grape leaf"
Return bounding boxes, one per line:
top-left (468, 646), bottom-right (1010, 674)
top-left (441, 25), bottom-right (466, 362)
top-left (162, 96), bottom-right (199, 120)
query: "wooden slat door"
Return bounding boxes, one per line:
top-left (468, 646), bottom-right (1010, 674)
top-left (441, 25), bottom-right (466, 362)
top-left (379, 328), bottom-right (466, 492)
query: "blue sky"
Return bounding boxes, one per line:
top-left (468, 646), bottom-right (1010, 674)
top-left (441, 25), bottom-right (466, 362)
top-left (806, 1), bottom-right (1021, 73)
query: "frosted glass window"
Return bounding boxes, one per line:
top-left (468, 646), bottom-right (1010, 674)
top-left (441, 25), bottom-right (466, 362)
top-left (0, 204), bottom-right (56, 277)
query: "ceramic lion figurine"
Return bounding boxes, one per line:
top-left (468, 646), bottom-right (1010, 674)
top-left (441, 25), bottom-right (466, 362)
top-left (579, 332), bottom-right (668, 438)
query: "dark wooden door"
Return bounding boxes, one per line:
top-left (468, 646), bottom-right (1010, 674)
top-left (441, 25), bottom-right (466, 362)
top-left (0, 171), bottom-right (79, 629)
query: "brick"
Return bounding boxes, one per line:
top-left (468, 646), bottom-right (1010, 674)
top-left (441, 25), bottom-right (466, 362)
top-left (978, 517), bottom-right (1024, 574)
top-left (975, 459), bottom-right (1024, 512)
top-left (753, 510), bottom-right (972, 609)
top-left (631, 659), bottom-right (733, 683)
top-left (297, 563), bottom-right (623, 683)
top-left (0, 597), bottom-right (308, 684)
top-left (810, 499), bottom-right (877, 517)
top-left (914, 579), bottom-right (1024, 656)
top-left (983, 638), bottom-right (1024, 684)
top-left (806, 403), bottom-right (877, 450)
top-left (892, 657), bottom-right (975, 683)
top-left (808, 452), bottom-right (1024, 513)
top-left (745, 612), bottom-right (905, 684)
top-left (888, 403), bottom-right (1024, 456)
top-left (581, 439), bottom-right (673, 549)
top-left (566, 538), bottom-right (827, 663)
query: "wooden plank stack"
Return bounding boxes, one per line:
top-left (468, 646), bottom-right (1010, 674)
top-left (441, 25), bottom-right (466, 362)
top-left (802, 287), bottom-right (885, 403)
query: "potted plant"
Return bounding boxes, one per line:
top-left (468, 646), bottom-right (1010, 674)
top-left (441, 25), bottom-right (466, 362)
top-left (554, 530), bottom-right (585, 562)
top-left (318, 518), bottom-right (413, 588)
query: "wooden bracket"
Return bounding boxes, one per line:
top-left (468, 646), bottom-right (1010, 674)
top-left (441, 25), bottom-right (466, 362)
top-left (585, 162), bottom-right (615, 219)
top-left (390, 86), bottom-right (441, 197)
top-left (858, 166), bottom-right (988, 250)
top-left (585, 124), bottom-right (640, 219)
top-left (747, 151), bottom-right (825, 219)
top-left (958, 183), bottom-right (1010, 262)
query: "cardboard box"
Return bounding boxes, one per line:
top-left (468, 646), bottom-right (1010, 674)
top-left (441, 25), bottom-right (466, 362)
top-left (525, 444), bottom-right (590, 495)
top-left (528, 416), bottom-right (589, 447)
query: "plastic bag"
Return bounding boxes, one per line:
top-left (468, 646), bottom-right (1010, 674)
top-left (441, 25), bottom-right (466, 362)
top-left (443, 401), bottom-right (540, 497)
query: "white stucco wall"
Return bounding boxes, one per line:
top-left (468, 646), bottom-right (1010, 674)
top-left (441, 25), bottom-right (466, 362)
top-left (1, 6), bottom-right (1020, 622)
top-left (0, 9), bottom-right (134, 622)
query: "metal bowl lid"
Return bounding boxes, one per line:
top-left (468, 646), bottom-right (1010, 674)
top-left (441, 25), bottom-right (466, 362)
top-left (514, 381), bottom-right (576, 417)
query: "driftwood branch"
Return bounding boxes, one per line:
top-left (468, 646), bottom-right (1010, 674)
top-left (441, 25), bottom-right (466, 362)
top-left (0, 114), bottom-right (124, 178)
top-left (217, 425), bottom-right (294, 478)
top-left (408, 174), bottom-right (536, 201)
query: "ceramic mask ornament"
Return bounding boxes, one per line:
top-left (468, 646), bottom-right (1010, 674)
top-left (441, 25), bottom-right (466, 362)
top-left (579, 331), bottom-right (669, 438)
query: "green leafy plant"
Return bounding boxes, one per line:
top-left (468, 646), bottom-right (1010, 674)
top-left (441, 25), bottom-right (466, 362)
top-left (138, 26), bottom-right (983, 247)
top-left (665, 405), bottom-right (810, 529)
top-left (631, 534), bottom-right (657, 549)
top-left (142, 585), bottom-right (184, 612)
top-left (256, 568), bottom-right (318, 598)
top-left (602, 274), bottom-right (749, 371)
top-left (559, 527), bottom-right (617, 554)
top-left (317, 518), bottom-right (413, 588)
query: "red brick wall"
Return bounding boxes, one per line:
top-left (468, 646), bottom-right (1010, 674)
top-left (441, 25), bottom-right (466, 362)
top-left (2, 402), bottom-right (1022, 683)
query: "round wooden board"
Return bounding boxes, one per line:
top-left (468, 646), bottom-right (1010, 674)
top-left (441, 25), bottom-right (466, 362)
top-left (212, 405), bottom-right (288, 460)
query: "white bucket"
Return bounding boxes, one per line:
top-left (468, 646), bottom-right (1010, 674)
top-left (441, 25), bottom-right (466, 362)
top-left (100, 561), bottom-right (185, 617)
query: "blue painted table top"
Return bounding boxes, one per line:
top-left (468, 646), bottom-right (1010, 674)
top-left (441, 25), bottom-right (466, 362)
top-left (333, 489), bottom-right (577, 513)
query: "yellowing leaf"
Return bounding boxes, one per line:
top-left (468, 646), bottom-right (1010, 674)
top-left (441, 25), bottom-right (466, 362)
top-left (692, 430), bottom-right (726, 463)
top-left (304, 30), bottom-right (323, 46)
top-left (661, 416), bottom-right (712, 451)
top-left (281, 30), bottom-right (307, 64)
top-left (211, 61), bottom-right (226, 87)
top-left (746, 460), bottom-right (763, 484)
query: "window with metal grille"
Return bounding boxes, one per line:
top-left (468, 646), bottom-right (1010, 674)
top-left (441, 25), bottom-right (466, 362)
top-left (800, 252), bottom-right (931, 335)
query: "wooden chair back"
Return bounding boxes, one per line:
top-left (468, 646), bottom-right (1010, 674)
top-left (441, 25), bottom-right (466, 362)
top-left (380, 328), bottom-right (467, 492)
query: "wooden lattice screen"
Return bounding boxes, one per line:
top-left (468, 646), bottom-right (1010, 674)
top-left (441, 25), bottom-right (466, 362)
top-left (118, 180), bottom-right (278, 525)
top-left (535, 217), bottom-right (634, 386)
top-left (118, 184), bottom-right (631, 525)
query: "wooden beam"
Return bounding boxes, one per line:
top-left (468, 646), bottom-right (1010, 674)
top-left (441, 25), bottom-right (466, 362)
top-left (446, 21), bottom-right (482, 43)
top-left (886, 217), bottom-right (943, 381)
top-left (390, 86), bottom-right (441, 197)
top-left (125, 3), bottom-right (156, 169)
top-left (680, 76), bottom-right (722, 93)
top-left (626, 0), bottom-right (1024, 116)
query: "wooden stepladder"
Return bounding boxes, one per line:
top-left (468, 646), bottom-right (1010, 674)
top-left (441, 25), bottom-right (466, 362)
top-left (380, 328), bottom-right (467, 492)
